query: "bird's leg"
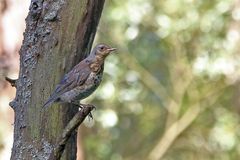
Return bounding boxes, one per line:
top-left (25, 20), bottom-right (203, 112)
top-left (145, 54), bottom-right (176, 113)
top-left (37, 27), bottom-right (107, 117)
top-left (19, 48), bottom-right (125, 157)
top-left (79, 104), bottom-right (96, 119)
top-left (70, 101), bottom-right (96, 119)
top-left (70, 100), bottom-right (83, 109)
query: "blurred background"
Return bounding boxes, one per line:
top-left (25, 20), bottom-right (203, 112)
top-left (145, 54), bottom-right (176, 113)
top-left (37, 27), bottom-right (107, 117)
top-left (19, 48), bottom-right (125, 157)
top-left (1, 0), bottom-right (240, 160)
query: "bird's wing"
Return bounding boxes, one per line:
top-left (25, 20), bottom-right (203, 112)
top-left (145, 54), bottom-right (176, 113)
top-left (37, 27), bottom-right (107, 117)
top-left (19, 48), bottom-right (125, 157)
top-left (43, 60), bottom-right (91, 107)
top-left (54, 60), bottom-right (91, 96)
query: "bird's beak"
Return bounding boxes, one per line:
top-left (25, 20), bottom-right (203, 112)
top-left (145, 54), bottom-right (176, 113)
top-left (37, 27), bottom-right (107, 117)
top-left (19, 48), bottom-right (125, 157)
top-left (107, 47), bottom-right (117, 52)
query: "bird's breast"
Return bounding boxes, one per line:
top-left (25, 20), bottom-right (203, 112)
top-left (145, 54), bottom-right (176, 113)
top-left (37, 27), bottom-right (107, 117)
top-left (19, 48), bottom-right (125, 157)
top-left (75, 71), bottom-right (103, 100)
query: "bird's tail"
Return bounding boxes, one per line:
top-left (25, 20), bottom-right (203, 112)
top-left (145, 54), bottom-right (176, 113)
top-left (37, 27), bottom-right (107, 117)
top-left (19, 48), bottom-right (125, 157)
top-left (43, 97), bottom-right (56, 108)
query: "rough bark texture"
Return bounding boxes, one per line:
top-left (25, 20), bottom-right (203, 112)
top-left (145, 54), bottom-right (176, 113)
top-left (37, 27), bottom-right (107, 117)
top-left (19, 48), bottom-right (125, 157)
top-left (10, 0), bottom-right (105, 159)
top-left (51, 105), bottom-right (95, 160)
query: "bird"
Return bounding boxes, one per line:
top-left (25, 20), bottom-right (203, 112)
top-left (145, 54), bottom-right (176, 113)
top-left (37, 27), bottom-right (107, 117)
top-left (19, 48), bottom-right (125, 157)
top-left (43, 43), bottom-right (116, 108)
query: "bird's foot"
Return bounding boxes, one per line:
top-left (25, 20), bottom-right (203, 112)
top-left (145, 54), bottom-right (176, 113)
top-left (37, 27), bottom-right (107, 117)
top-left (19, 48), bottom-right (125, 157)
top-left (70, 101), bottom-right (96, 119)
top-left (70, 101), bottom-right (82, 108)
top-left (79, 104), bottom-right (96, 120)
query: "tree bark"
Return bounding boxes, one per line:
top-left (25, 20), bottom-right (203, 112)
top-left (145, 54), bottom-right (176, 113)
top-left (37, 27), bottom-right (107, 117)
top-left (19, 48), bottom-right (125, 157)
top-left (10, 0), bottom-right (105, 159)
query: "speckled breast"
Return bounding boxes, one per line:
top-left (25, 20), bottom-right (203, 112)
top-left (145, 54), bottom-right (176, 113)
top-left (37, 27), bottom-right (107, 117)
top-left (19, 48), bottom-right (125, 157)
top-left (60, 71), bottom-right (103, 102)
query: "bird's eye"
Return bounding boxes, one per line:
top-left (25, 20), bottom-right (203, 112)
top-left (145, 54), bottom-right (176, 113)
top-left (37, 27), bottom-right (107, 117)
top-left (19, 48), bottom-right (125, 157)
top-left (100, 46), bottom-right (104, 50)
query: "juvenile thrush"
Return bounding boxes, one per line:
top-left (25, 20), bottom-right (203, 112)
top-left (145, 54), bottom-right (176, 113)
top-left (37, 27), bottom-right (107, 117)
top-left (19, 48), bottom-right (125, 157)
top-left (43, 44), bottom-right (116, 108)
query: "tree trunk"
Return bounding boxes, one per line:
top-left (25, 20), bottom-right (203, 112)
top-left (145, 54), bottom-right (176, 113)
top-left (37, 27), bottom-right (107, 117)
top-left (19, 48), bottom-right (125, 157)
top-left (10, 0), bottom-right (105, 159)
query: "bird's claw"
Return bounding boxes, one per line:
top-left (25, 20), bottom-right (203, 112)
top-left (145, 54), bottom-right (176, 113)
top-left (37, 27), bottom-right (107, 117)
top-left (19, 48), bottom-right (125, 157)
top-left (88, 112), bottom-right (93, 120)
top-left (86, 104), bottom-right (96, 120)
top-left (89, 104), bottom-right (96, 111)
top-left (69, 101), bottom-right (96, 119)
top-left (79, 104), bottom-right (96, 120)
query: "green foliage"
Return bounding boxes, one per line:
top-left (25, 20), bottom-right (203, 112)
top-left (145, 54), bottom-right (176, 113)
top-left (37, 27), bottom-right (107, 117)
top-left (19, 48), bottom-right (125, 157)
top-left (83, 0), bottom-right (240, 159)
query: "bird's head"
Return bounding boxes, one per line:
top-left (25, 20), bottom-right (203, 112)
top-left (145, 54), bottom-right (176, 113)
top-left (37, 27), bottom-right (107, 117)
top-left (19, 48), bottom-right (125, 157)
top-left (88, 44), bottom-right (116, 72)
top-left (93, 44), bottom-right (116, 58)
